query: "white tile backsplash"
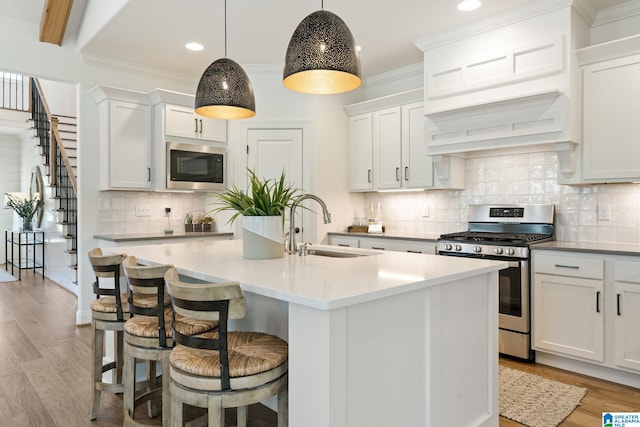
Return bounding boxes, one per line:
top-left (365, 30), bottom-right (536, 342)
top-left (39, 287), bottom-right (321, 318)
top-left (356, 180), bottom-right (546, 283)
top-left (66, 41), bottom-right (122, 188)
top-left (97, 191), bottom-right (207, 235)
top-left (364, 151), bottom-right (640, 244)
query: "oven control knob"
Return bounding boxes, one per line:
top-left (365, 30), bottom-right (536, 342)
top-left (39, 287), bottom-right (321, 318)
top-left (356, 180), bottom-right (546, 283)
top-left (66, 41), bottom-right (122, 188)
top-left (455, 244), bottom-right (462, 251)
top-left (444, 243), bottom-right (452, 251)
top-left (473, 245), bottom-right (482, 253)
top-left (495, 247), bottom-right (503, 255)
top-left (506, 248), bottom-right (515, 256)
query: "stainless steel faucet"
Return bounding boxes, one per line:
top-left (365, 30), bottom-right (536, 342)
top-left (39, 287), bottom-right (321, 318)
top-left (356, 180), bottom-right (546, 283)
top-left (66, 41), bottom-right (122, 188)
top-left (288, 194), bottom-right (331, 254)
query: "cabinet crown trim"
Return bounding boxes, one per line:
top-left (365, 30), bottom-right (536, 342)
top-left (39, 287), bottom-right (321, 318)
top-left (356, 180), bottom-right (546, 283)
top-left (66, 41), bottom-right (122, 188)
top-left (344, 89), bottom-right (423, 116)
top-left (88, 85), bottom-right (150, 105)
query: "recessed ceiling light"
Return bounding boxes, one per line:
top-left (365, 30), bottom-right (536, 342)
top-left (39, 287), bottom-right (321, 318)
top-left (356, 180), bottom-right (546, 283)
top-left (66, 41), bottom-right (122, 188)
top-left (457, 0), bottom-right (481, 11)
top-left (186, 42), bottom-right (204, 51)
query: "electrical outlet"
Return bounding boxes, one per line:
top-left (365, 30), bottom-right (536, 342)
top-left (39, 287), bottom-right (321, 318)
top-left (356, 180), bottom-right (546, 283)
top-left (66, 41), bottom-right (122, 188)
top-left (135, 205), bottom-right (151, 217)
top-left (164, 207), bottom-right (171, 217)
top-left (597, 204), bottom-right (611, 221)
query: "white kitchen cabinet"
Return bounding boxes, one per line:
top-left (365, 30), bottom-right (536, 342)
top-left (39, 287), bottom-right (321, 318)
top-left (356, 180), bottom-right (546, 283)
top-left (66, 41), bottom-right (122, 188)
top-left (90, 86), bottom-right (153, 191)
top-left (345, 89), bottom-right (455, 192)
top-left (533, 249), bottom-right (640, 384)
top-left (533, 253), bottom-right (604, 362)
top-left (614, 260), bottom-right (640, 371)
top-left (374, 103), bottom-right (434, 190)
top-left (328, 234), bottom-right (436, 255)
top-left (580, 52), bottom-right (640, 182)
top-left (329, 235), bottom-right (360, 248)
top-left (401, 102), bottom-right (433, 188)
top-left (349, 113), bottom-right (374, 191)
top-left (164, 103), bottom-right (226, 142)
top-left (373, 106), bottom-right (402, 189)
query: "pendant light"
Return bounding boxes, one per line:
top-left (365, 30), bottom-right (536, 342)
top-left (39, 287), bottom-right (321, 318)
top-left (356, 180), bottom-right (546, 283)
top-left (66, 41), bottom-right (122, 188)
top-left (283, 1), bottom-right (362, 94)
top-left (195, 0), bottom-right (255, 119)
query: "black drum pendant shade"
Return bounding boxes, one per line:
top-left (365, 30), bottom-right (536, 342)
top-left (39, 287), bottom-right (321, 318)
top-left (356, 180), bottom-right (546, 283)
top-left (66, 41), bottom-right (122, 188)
top-left (195, 57), bottom-right (256, 120)
top-left (194, 0), bottom-right (255, 120)
top-left (283, 10), bottom-right (362, 94)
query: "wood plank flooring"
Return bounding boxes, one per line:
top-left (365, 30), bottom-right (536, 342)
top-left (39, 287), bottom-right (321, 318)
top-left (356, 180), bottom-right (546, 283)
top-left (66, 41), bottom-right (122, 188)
top-left (1, 269), bottom-right (639, 426)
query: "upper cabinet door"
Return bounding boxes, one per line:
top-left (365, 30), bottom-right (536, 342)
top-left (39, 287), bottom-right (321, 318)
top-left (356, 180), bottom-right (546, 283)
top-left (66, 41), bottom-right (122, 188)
top-left (402, 102), bottom-right (433, 189)
top-left (582, 54), bottom-right (640, 181)
top-left (374, 107), bottom-right (402, 190)
top-left (164, 104), bottom-right (227, 142)
top-left (349, 113), bottom-right (374, 191)
top-left (106, 100), bottom-right (152, 190)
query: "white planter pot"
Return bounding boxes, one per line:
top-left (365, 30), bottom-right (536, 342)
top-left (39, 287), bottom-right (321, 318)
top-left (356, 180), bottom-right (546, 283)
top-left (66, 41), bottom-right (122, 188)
top-left (242, 216), bottom-right (285, 259)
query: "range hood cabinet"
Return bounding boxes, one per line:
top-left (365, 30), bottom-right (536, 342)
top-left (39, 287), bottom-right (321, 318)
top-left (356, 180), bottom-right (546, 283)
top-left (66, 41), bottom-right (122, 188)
top-left (414, 0), bottom-right (590, 176)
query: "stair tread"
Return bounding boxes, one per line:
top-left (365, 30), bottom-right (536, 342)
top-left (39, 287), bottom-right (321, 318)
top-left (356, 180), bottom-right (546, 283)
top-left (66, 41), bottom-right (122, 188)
top-left (64, 250), bottom-right (77, 254)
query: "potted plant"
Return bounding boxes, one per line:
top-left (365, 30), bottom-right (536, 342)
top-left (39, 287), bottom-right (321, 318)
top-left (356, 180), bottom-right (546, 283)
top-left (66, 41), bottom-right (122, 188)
top-left (184, 213), bottom-right (194, 232)
top-left (192, 213), bottom-right (204, 232)
top-left (200, 214), bottom-right (214, 232)
top-left (212, 168), bottom-right (299, 259)
top-left (4, 192), bottom-right (42, 232)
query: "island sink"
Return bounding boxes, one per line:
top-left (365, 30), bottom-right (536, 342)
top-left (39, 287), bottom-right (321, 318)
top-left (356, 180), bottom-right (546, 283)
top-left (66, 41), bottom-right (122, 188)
top-left (306, 249), bottom-right (366, 258)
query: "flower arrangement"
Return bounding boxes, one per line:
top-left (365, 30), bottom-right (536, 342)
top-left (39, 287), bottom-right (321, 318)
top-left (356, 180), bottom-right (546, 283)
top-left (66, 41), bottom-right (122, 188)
top-left (3, 192), bottom-right (42, 231)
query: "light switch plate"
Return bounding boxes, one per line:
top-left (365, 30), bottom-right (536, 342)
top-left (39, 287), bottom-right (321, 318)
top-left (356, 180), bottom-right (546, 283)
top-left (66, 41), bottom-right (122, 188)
top-left (597, 204), bottom-right (610, 221)
top-left (135, 205), bottom-right (151, 217)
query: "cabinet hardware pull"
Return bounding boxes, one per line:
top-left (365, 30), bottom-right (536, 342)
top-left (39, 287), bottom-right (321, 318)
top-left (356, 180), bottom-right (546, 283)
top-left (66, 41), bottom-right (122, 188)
top-left (407, 250), bottom-right (422, 253)
top-left (404, 166), bottom-right (409, 181)
top-left (396, 167), bottom-right (400, 181)
top-left (147, 167), bottom-right (151, 182)
top-left (555, 264), bottom-right (579, 269)
top-left (372, 247), bottom-right (385, 250)
top-left (596, 291), bottom-right (601, 313)
top-left (199, 119), bottom-right (203, 133)
top-left (194, 118), bottom-right (198, 133)
top-left (337, 243), bottom-right (350, 247)
top-left (617, 293), bottom-right (621, 316)
top-left (368, 169), bottom-right (372, 183)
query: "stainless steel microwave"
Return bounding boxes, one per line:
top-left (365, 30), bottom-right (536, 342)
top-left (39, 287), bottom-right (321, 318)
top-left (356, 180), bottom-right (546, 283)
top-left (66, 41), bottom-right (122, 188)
top-left (166, 141), bottom-right (226, 191)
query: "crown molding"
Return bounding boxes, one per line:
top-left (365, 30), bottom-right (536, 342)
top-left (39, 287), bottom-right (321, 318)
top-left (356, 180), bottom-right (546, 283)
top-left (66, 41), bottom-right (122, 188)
top-left (80, 51), bottom-right (196, 84)
top-left (414, 0), bottom-right (578, 51)
top-left (592, 0), bottom-right (640, 26)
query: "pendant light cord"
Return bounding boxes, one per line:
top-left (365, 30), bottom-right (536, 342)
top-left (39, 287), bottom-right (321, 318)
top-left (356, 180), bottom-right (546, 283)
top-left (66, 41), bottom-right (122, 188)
top-left (223, 0), bottom-right (227, 58)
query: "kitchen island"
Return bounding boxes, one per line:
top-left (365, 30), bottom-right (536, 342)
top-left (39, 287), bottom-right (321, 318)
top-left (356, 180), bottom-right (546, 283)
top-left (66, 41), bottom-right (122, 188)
top-left (106, 239), bottom-right (505, 427)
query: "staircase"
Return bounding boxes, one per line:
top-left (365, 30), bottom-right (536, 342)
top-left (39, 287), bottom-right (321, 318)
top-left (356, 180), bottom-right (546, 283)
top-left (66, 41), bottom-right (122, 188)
top-left (29, 78), bottom-right (79, 275)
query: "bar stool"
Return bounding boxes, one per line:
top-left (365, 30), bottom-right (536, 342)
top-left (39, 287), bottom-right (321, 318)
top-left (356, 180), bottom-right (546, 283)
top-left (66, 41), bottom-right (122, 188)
top-left (122, 256), bottom-right (218, 426)
top-left (164, 267), bottom-right (289, 427)
top-left (88, 247), bottom-right (129, 420)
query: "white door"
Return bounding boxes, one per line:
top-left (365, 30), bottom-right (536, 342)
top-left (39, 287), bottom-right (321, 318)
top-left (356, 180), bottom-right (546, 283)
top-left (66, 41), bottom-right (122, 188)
top-left (247, 128), bottom-right (304, 242)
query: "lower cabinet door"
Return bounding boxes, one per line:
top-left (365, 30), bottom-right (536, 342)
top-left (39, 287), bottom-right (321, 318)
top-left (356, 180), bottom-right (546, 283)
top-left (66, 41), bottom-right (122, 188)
top-left (533, 273), bottom-right (604, 362)
top-left (614, 282), bottom-right (640, 371)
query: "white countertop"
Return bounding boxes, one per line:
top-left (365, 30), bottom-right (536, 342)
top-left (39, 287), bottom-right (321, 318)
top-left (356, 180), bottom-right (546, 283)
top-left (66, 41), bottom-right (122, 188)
top-left (328, 231), bottom-right (440, 241)
top-left (94, 231), bottom-right (233, 242)
top-left (107, 239), bottom-right (506, 310)
top-left (532, 240), bottom-right (640, 256)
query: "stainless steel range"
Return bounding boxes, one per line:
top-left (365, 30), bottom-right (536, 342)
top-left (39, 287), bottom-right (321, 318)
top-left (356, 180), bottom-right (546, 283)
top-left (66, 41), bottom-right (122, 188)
top-left (437, 204), bottom-right (555, 360)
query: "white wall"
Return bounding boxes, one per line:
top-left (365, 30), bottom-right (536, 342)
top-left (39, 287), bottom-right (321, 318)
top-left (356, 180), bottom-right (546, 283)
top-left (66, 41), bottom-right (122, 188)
top-left (0, 133), bottom-right (21, 261)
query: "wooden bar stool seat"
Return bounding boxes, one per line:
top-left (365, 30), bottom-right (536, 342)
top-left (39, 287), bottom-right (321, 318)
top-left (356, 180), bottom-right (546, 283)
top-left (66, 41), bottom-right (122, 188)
top-left (122, 256), bottom-right (217, 426)
top-left (164, 267), bottom-right (289, 427)
top-left (88, 247), bottom-right (129, 421)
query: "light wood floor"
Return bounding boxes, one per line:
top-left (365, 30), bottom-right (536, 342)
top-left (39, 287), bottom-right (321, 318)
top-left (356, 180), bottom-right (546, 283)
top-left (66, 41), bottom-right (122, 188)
top-left (1, 269), bottom-right (639, 426)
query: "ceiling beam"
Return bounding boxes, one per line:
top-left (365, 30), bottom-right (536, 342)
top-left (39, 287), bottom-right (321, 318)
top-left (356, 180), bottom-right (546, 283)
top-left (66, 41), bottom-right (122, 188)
top-left (39, 0), bottom-right (74, 46)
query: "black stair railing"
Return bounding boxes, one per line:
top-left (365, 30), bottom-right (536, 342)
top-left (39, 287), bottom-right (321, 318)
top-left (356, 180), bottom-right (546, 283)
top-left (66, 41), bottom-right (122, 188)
top-left (31, 79), bottom-right (79, 271)
top-left (1, 72), bottom-right (30, 111)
